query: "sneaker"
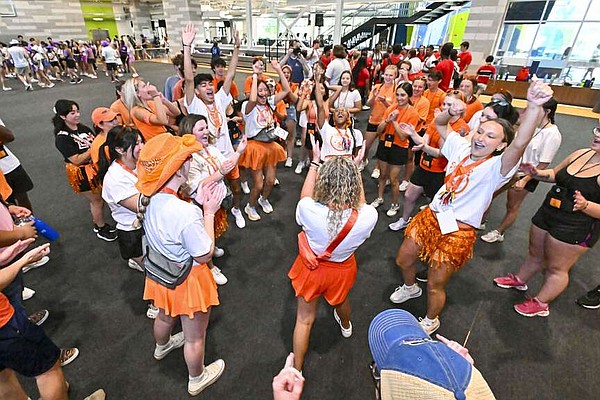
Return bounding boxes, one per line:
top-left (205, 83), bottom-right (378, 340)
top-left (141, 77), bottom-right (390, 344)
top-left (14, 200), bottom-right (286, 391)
top-left (147, 303), bottom-right (159, 319)
top-left (240, 181), bottom-right (250, 194)
top-left (76, 78), bottom-right (83, 84)
top-left (389, 217), bottom-right (410, 231)
top-left (31, 78), bottom-right (39, 83)
top-left (213, 247), bottom-right (225, 258)
top-left (399, 180), bottom-right (409, 192)
top-left (419, 317), bottom-right (440, 335)
top-left (231, 207), bottom-right (246, 229)
top-left (211, 266), bottom-right (228, 285)
top-left (285, 157), bottom-right (293, 168)
top-left (70, 79), bottom-right (77, 84)
top-left (244, 204), bottom-right (261, 221)
top-left (370, 197), bottom-right (384, 208)
top-left (22, 287), bottom-right (35, 301)
top-left (154, 332), bottom-right (185, 360)
top-left (371, 168), bottom-right (380, 179)
top-left (294, 160), bottom-right (305, 174)
top-left (493, 273), bottom-right (528, 291)
top-left (94, 223), bottom-right (117, 233)
top-left (96, 225), bottom-right (118, 242)
top-left (476, 221), bottom-right (487, 231)
top-left (258, 196), bottom-right (273, 213)
top-left (128, 259), bottom-right (143, 272)
top-left (83, 389), bottom-right (106, 400)
top-left (38, 82), bottom-right (47, 88)
top-left (25, 84), bottom-right (33, 91)
top-left (274, 178), bottom-right (280, 186)
top-left (333, 309), bottom-right (352, 338)
top-left (28, 309), bottom-right (49, 326)
top-left (386, 204), bottom-right (400, 217)
top-left (59, 347), bottom-right (80, 366)
top-left (295, 139), bottom-right (302, 147)
top-left (188, 359), bottom-right (225, 396)
top-left (514, 297), bottom-right (549, 317)
top-left (47, 82), bottom-right (55, 88)
top-left (22, 256), bottom-right (50, 273)
top-left (416, 269), bottom-right (428, 283)
top-left (2, 87), bottom-right (12, 91)
top-left (481, 230), bottom-right (504, 243)
top-left (576, 285), bottom-right (600, 309)
top-left (361, 105), bottom-right (370, 110)
top-left (390, 284), bottom-right (422, 304)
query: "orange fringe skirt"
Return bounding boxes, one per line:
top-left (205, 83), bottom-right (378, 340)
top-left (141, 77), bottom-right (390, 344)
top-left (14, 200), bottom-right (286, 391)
top-left (404, 206), bottom-right (476, 271)
top-left (239, 140), bottom-right (286, 170)
top-left (65, 163), bottom-right (100, 193)
top-left (143, 263), bottom-right (219, 318)
top-left (214, 207), bottom-right (228, 239)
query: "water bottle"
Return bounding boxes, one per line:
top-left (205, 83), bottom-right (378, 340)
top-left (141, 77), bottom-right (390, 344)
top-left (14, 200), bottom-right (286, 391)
top-left (17, 215), bottom-right (59, 241)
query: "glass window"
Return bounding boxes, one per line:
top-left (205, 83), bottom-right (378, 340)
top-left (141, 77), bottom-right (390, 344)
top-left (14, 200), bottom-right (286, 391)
top-left (585, 0), bottom-right (600, 20)
top-left (531, 22), bottom-right (579, 60)
top-left (497, 24), bottom-right (538, 57)
top-left (569, 23), bottom-right (600, 62)
top-left (546, 0), bottom-right (589, 21)
top-left (505, 1), bottom-right (549, 22)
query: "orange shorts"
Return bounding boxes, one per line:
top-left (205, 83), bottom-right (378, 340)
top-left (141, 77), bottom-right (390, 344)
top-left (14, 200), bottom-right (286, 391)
top-left (225, 164), bottom-right (240, 180)
top-left (288, 254), bottom-right (357, 305)
top-left (404, 206), bottom-right (476, 271)
top-left (143, 263), bottom-right (219, 317)
top-left (239, 140), bottom-right (286, 170)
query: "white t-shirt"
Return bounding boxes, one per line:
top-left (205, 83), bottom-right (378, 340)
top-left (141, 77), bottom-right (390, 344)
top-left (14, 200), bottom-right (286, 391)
top-left (101, 161), bottom-right (139, 231)
top-left (319, 121), bottom-right (363, 159)
top-left (429, 132), bottom-right (518, 227)
top-left (143, 193), bottom-right (212, 263)
top-left (325, 58), bottom-right (351, 85)
top-left (333, 89), bottom-right (361, 110)
top-left (183, 146), bottom-right (227, 200)
top-left (0, 118), bottom-right (20, 174)
top-left (242, 102), bottom-right (274, 139)
top-left (522, 124), bottom-right (561, 166)
top-left (409, 57), bottom-right (422, 74)
top-left (7, 46), bottom-right (28, 68)
top-left (296, 197), bottom-right (378, 262)
top-left (185, 89), bottom-right (235, 158)
top-left (102, 46), bottom-right (118, 63)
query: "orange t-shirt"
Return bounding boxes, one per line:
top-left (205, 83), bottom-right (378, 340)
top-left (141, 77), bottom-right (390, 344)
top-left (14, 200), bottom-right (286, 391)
top-left (244, 74), bottom-right (267, 96)
top-left (412, 96), bottom-right (430, 132)
top-left (368, 83), bottom-right (397, 125)
top-left (423, 89), bottom-right (446, 125)
top-left (275, 82), bottom-right (299, 106)
top-left (380, 105), bottom-right (420, 148)
top-left (131, 101), bottom-right (169, 142)
top-left (90, 134), bottom-right (107, 166)
top-left (464, 99), bottom-right (484, 123)
top-left (212, 77), bottom-right (240, 99)
top-left (421, 118), bottom-right (469, 173)
top-left (0, 292), bottom-right (14, 329)
top-left (172, 79), bottom-right (184, 101)
top-left (110, 99), bottom-right (132, 127)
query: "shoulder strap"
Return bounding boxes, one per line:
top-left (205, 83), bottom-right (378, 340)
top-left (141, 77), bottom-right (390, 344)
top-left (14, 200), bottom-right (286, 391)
top-left (318, 209), bottom-right (359, 260)
top-left (569, 149), bottom-right (594, 167)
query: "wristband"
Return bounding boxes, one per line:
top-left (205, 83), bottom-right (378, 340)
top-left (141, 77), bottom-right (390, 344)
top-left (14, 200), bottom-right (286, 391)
top-left (204, 213), bottom-right (215, 218)
top-left (310, 161), bottom-right (321, 168)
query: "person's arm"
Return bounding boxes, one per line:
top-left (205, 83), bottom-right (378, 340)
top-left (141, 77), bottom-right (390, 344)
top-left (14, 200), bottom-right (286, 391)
top-left (298, 53), bottom-right (310, 76)
top-left (181, 22), bottom-right (197, 107)
top-left (273, 61), bottom-right (291, 104)
top-left (0, 221), bottom-right (37, 247)
top-left (314, 76), bottom-right (327, 129)
top-left (244, 65), bottom-right (261, 115)
top-left (366, 84), bottom-right (379, 107)
top-left (118, 193), bottom-right (141, 213)
top-left (279, 49), bottom-right (291, 65)
top-left (132, 97), bottom-right (169, 126)
top-left (514, 162), bottom-right (550, 190)
top-left (160, 94), bottom-right (181, 117)
top-left (0, 124), bottom-right (15, 144)
top-left (573, 189), bottom-right (600, 219)
top-left (300, 138), bottom-right (321, 199)
top-left (434, 98), bottom-right (466, 141)
top-left (192, 182), bottom-right (226, 264)
top-left (501, 81), bottom-right (552, 176)
top-left (67, 150), bottom-right (92, 166)
top-left (0, 242), bottom-right (48, 291)
top-left (328, 85), bottom-right (342, 108)
top-left (222, 26), bottom-right (241, 95)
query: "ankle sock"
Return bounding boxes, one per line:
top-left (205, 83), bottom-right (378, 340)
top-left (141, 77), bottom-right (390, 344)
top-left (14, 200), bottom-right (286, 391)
top-left (189, 371), bottom-right (205, 383)
top-left (423, 316), bottom-right (437, 325)
top-left (404, 283), bottom-right (418, 292)
top-left (156, 338), bottom-right (172, 350)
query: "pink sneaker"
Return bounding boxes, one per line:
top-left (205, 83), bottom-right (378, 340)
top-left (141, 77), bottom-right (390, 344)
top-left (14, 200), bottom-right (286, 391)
top-left (493, 273), bottom-right (528, 291)
top-left (514, 297), bottom-right (549, 317)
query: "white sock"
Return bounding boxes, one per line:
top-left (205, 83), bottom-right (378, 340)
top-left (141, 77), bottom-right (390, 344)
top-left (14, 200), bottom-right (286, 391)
top-left (423, 316), bottom-right (437, 325)
top-left (403, 283), bottom-right (418, 292)
top-left (189, 371), bottom-right (205, 382)
top-left (156, 338), bottom-right (172, 350)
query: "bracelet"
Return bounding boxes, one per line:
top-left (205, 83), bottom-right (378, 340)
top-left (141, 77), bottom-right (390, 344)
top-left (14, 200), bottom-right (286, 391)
top-left (204, 213), bottom-right (215, 218)
top-left (310, 161), bottom-right (321, 168)
top-left (182, 44), bottom-right (191, 47)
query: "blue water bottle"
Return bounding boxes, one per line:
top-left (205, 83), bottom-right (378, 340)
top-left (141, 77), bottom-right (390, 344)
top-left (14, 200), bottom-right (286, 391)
top-left (33, 217), bottom-right (59, 241)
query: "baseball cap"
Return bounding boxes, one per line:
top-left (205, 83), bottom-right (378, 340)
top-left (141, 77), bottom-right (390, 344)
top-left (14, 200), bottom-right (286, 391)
top-left (368, 309), bottom-right (495, 400)
top-left (91, 107), bottom-right (119, 127)
top-left (9, 39), bottom-right (18, 45)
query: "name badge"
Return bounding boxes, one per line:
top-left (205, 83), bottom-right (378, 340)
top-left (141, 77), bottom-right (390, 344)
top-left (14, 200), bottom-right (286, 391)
top-left (435, 208), bottom-right (459, 235)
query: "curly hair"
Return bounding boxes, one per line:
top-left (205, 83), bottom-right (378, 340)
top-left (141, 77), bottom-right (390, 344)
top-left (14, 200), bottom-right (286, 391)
top-left (313, 157), bottom-right (362, 239)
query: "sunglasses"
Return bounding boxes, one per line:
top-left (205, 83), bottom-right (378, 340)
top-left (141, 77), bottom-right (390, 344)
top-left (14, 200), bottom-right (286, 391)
top-left (446, 89), bottom-right (465, 102)
top-left (488, 99), bottom-right (510, 107)
top-left (594, 127), bottom-right (600, 134)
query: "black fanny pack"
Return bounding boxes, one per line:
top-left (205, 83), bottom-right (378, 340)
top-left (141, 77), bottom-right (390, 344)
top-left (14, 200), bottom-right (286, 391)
top-left (144, 245), bottom-right (193, 289)
top-left (252, 126), bottom-right (277, 142)
top-left (544, 185), bottom-right (575, 212)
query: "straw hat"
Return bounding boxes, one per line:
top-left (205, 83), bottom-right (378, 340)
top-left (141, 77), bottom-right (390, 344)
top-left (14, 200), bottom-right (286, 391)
top-left (136, 133), bottom-right (201, 196)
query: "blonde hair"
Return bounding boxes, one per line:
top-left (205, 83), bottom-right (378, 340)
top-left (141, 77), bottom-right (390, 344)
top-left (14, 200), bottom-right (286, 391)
top-left (121, 78), bottom-right (144, 111)
top-left (313, 157), bottom-right (362, 239)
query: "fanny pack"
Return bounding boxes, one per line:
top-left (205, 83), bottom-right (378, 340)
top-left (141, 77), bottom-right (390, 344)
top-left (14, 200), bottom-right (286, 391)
top-left (544, 185), bottom-right (575, 212)
top-left (144, 245), bottom-right (193, 289)
top-left (253, 126), bottom-right (277, 142)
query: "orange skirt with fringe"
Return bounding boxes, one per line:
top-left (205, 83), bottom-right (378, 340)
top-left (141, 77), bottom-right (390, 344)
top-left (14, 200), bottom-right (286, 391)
top-left (65, 163), bottom-right (100, 193)
top-left (214, 207), bottom-right (228, 239)
top-left (143, 263), bottom-right (219, 318)
top-left (288, 254), bottom-right (357, 306)
top-left (239, 140), bottom-right (286, 170)
top-left (404, 206), bottom-right (476, 271)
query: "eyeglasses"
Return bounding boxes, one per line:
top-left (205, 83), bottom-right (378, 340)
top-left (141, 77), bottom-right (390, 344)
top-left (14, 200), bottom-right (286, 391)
top-left (594, 127), bottom-right (600, 134)
top-left (488, 99), bottom-right (509, 107)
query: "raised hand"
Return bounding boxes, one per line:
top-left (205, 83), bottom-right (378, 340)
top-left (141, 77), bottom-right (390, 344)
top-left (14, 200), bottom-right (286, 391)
top-left (272, 353), bottom-right (305, 400)
top-left (182, 22), bottom-right (196, 46)
top-left (527, 78), bottom-right (553, 106)
top-left (447, 96), bottom-right (466, 117)
top-left (271, 60), bottom-right (282, 71)
top-left (310, 134), bottom-right (321, 162)
top-left (252, 61), bottom-right (263, 74)
top-left (232, 24), bottom-right (240, 47)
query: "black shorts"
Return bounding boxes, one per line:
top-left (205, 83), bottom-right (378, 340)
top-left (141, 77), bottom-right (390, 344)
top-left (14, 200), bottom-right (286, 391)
top-left (375, 141), bottom-right (408, 166)
top-left (50, 61), bottom-right (60, 68)
top-left (410, 167), bottom-right (445, 199)
top-left (0, 302), bottom-right (61, 377)
top-left (4, 165), bottom-right (34, 196)
top-left (532, 204), bottom-right (600, 247)
top-left (106, 63), bottom-right (118, 71)
top-left (366, 123), bottom-right (379, 132)
top-left (117, 228), bottom-right (144, 260)
top-left (66, 59), bottom-right (76, 69)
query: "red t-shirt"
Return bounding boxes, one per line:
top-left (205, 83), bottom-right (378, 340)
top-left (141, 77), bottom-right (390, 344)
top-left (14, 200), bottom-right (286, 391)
top-left (382, 54), bottom-right (403, 71)
top-left (435, 59), bottom-right (455, 92)
top-left (458, 51), bottom-right (472, 72)
top-left (476, 65), bottom-right (496, 84)
top-left (320, 54), bottom-right (332, 69)
top-left (355, 68), bottom-right (370, 88)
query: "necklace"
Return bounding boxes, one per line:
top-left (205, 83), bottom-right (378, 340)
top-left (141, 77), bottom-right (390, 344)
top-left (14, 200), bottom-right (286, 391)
top-left (256, 104), bottom-right (273, 127)
top-left (575, 151), bottom-right (600, 175)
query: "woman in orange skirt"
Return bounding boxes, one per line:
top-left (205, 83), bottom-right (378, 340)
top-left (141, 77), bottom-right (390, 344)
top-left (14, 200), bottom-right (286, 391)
top-left (135, 133), bottom-right (226, 396)
top-left (288, 143), bottom-right (377, 371)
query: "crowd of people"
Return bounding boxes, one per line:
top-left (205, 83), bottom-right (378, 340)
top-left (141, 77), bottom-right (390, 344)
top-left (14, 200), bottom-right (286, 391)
top-left (0, 24), bottom-right (599, 399)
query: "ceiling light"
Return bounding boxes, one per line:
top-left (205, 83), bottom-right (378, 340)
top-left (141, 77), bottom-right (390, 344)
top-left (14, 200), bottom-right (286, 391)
top-left (92, 17), bottom-right (104, 21)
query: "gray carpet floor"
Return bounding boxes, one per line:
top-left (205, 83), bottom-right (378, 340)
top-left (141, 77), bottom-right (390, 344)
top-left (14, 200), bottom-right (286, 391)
top-left (1, 61), bottom-right (598, 399)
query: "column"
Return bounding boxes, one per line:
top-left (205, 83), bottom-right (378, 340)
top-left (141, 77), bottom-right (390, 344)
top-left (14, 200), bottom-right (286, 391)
top-left (162, 0), bottom-right (203, 53)
top-left (332, 0), bottom-right (344, 44)
top-left (461, 0), bottom-right (509, 69)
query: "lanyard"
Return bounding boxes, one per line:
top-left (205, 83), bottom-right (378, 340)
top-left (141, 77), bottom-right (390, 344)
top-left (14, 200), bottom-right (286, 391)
top-left (197, 148), bottom-right (220, 175)
top-left (205, 103), bottom-right (222, 132)
top-left (256, 105), bottom-right (273, 127)
top-left (160, 187), bottom-right (178, 196)
top-left (116, 159), bottom-right (137, 177)
top-left (439, 154), bottom-right (491, 205)
top-left (334, 126), bottom-right (353, 152)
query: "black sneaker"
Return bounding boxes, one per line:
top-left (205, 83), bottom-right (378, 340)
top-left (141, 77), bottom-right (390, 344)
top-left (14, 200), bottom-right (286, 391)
top-left (94, 223), bottom-right (117, 233)
top-left (96, 225), bottom-right (118, 242)
top-left (76, 78), bottom-right (83, 84)
top-left (416, 269), bottom-right (428, 283)
top-left (28, 309), bottom-right (49, 326)
top-left (576, 285), bottom-right (600, 309)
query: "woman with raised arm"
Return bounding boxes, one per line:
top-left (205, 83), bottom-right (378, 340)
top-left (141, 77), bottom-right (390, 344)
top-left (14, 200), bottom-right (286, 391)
top-left (388, 80), bottom-right (553, 334)
top-left (289, 140), bottom-right (377, 371)
top-left (493, 126), bottom-right (600, 317)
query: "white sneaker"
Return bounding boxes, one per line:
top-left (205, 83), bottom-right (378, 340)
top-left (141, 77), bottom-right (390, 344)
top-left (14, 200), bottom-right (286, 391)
top-left (211, 266), bottom-right (228, 285)
top-left (132, 73), bottom-right (139, 78)
top-left (47, 83), bottom-right (55, 88)
top-left (188, 359), bottom-right (225, 396)
top-left (371, 168), bottom-right (380, 179)
top-left (389, 217), bottom-right (410, 231)
top-left (274, 178), bottom-right (280, 186)
top-left (147, 304), bottom-right (159, 319)
top-left (294, 160), bottom-right (305, 174)
top-left (386, 204), bottom-right (400, 217)
top-left (22, 287), bottom-right (35, 301)
top-left (390, 284), bottom-right (422, 304)
top-left (419, 317), bottom-right (440, 335)
top-left (2, 87), bottom-right (11, 91)
top-left (213, 247), bottom-right (225, 258)
top-left (244, 204), bottom-right (261, 221)
top-left (240, 181), bottom-right (250, 194)
top-left (481, 229), bottom-right (504, 243)
top-left (399, 180), bottom-right (410, 192)
top-left (370, 197), bottom-right (384, 208)
top-left (333, 309), bottom-right (352, 338)
top-left (154, 332), bottom-right (184, 360)
top-left (23, 256), bottom-right (50, 273)
top-left (258, 196), bottom-right (273, 213)
top-left (477, 221), bottom-right (487, 231)
top-left (361, 105), bottom-right (370, 110)
top-left (285, 157), bottom-right (293, 168)
top-left (231, 207), bottom-right (246, 229)
top-left (127, 259), bottom-right (144, 272)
